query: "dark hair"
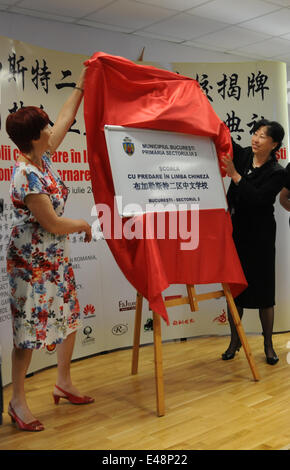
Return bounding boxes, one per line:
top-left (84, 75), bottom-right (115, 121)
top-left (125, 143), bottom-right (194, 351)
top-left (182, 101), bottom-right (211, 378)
top-left (6, 106), bottom-right (49, 153)
top-left (252, 119), bottom-right (285, 156)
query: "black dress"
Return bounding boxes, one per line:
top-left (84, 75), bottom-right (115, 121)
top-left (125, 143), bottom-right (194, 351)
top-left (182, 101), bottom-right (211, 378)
top-left (227, 141), bottom-right (286, 308)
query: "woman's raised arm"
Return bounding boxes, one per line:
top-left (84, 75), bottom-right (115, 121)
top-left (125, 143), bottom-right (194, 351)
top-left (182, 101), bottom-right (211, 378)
top-left (48, 67), bottom-right (86, 154)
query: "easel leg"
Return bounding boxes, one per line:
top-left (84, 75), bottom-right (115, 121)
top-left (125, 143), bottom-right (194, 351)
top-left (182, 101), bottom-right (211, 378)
top-left (131, 292), bottom-right (143, 375)
top-left (153, 311), bottom-right (165, 417)
top-left (222, 283), bottom-right (260, 381)
top-left (186, 284), bottom-right (199, 311)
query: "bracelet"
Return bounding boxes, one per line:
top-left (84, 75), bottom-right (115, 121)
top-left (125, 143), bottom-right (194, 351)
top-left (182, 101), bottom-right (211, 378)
top-left (75, 86), bottom-right (84, 93)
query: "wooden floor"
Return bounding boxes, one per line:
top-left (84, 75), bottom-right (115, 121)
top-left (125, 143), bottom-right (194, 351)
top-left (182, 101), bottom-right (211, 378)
top-left (1, 332), bottom-right (290, 451)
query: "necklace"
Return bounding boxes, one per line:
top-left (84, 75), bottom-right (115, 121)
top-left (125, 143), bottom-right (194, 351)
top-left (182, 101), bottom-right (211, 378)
top-left (19, 153), bottom-right (44, 172)
top-left (252, 153), bottom-right (271, 168)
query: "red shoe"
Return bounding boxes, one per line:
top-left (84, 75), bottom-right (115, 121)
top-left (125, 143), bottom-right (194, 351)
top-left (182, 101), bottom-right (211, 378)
top-left (53, 384), bottom-right (94, 405)
top-left (8, 403), bottom-right (44, 432)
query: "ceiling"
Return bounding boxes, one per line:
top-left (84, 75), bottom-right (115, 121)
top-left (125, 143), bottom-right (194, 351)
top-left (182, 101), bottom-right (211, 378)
top-left (1, 0), bottom-right (290, 65)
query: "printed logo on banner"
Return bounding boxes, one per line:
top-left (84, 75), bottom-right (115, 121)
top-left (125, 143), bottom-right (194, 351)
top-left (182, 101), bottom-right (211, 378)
top-left (143, 317), bottom-right (197, 331)
top-left (276, 147), bottom-right (287, 160)
top-left (46, 344), bottom-right (56, 355)
top-left (119, 300), bottom-right (136, 312)
top-left (213, 309), bottom-right (228, 325)
top-left (82, 325), bottom-right (96, 345)
top-left (172, 318), bottom-right (195, 326)
top-left (144, 318), bottom-right (153, 332)
top-left (111, 324), bottom-right (128, 336)
top-left (83, 304), bottom-right (96, 318)
top-left (163, 295), bottom-right (196, 328)
top-left (122, 137), bottom-right (135, 156)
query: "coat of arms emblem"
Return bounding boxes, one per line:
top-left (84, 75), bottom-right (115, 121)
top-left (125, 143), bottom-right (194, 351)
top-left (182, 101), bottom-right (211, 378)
top-left (122, 137), bottom-right (135, 156)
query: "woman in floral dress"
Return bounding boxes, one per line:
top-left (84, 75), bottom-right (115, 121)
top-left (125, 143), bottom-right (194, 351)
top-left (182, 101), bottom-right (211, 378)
top-left (6, 67), bottom-right (93, 432)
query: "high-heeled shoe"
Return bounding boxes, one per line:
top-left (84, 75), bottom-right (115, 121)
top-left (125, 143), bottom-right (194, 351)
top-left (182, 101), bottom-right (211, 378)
top-left (264, 344), bottom-right (279, 365)
top-left (8, 403), bottom-right (44, 432)
top-left (221, 340), bottom-right (241, 361)
top-left (53, 384), bottom-right (94, 405)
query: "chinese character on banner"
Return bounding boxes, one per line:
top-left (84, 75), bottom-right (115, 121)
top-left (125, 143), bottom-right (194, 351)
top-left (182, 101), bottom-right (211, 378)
top-left (217, 73), bottom-right (241, 101)
top-left (195, 73), bottom-right (213, 102)
top-left (248, 71), bottom-right (269, 101)
top-left (8, 53), bottom-right (27, 90)
top-left (31, 59), bottom-right (51, 94)
top-left (228, 73), bottom-right (241, 101)
top-left (8, 101), bottom-right (24, 113)
top-left (224, 110), bottom-right (244, 141)
top-left (55, 69), bottom-right (76, 90)
top-left (247, 113), bottom-right (265, 134)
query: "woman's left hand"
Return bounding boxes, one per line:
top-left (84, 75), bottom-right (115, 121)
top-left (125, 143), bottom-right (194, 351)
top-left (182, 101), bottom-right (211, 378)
top-left (78, 220), bottom-right (92, 243)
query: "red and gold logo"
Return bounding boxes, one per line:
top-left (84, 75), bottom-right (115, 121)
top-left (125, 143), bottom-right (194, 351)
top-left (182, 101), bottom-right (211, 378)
top-left (213, 309), bottom-right (228, 325)
top-left (46, 344), bottom-right (56, 353)
top-left (83, 304), bottom-right (95, 316)
top-left (122, 137), bottom-right (135, 156)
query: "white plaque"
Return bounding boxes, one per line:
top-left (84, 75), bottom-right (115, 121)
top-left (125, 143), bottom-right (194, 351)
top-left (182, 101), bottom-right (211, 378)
top-left (104, 125), bottom-right (227, 217)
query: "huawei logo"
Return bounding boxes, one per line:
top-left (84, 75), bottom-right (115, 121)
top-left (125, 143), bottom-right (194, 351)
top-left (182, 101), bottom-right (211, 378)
top-left (83, 304), bottom-right (95, 316)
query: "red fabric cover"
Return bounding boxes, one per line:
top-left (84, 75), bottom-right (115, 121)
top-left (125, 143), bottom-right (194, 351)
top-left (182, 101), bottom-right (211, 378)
top-left (83, 52), bottom-right (247, 324)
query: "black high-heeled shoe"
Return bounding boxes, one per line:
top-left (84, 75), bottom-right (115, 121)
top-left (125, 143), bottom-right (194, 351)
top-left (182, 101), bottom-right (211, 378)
top-left (221, 340), bottom-right (241, 361)
top-left (264, 344), bottom-right (279, 365)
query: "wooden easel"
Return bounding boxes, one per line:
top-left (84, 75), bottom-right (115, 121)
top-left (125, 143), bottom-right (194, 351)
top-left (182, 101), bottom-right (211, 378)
top-left (131, 283), bottom-right (260, 417)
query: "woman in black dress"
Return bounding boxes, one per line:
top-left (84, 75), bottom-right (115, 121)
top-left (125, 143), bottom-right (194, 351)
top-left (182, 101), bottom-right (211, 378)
top-left (221, 119), bottom-right (286, 365)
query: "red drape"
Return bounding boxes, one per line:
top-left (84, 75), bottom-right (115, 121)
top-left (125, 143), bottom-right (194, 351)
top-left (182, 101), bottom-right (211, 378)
top-left (83, 52), bottom-right (247, 324)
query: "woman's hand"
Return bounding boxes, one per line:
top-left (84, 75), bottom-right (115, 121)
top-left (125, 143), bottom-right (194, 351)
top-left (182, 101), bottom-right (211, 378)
top-left (79, 220), bottom-right (92, 243)
top-left (221, 154), bottom-right (241, 184)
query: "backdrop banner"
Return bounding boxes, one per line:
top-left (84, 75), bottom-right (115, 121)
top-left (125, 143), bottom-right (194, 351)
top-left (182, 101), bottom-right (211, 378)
top-left (0, 36), bottom-right (289, 386)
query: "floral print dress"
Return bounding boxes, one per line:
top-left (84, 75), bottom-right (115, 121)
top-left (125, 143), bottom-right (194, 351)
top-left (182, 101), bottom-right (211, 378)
top-left (7, 153), bottom-right (81, 349)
